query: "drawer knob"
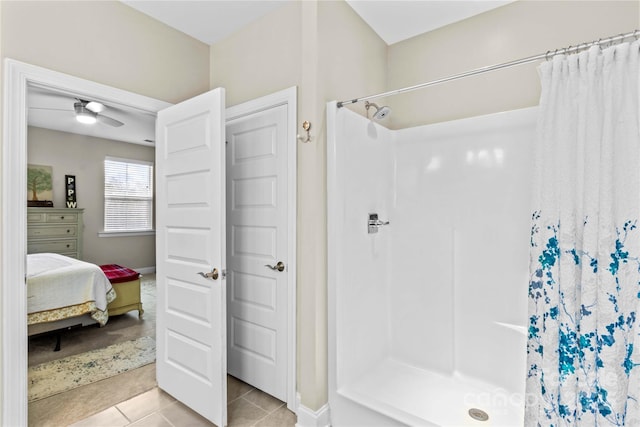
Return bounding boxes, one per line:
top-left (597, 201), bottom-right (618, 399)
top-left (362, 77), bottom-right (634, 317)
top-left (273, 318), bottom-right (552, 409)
top-left (66, 244), bottom-right (70, 248)
top-left (60, 216), bottom-right (64, 220)
top-left (67, 229), bottom-right (71, 233)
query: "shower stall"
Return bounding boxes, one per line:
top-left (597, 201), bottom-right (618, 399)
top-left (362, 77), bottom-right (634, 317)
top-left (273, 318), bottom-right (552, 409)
top-left (327, 103), bottom-right (537, 426)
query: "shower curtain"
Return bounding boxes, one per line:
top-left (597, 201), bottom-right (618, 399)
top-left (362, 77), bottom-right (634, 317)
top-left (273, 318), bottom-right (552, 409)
top-left (526, 41), bottom-right (640, 426)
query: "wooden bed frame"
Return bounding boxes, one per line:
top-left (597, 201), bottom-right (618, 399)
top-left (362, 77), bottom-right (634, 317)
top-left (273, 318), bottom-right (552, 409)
top-left (28, 314), bottom-right (97, 351)
top-left (28, 314), bottom-right (96, 336)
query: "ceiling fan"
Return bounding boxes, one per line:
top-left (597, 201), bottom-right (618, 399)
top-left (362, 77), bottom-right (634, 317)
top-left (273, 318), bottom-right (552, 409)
top-left (31, 98), bottom-right (124, 127)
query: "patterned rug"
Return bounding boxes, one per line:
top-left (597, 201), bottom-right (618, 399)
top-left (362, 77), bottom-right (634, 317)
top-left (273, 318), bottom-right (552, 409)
top-left (28, 335), bottom-right (155, 402)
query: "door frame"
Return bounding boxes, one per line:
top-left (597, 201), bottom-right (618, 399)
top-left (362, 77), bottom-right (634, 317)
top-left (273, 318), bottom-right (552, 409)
top-left (2, 59), bottom-right (170, 426)
top-left (226, 87), bottom-right (297, 411)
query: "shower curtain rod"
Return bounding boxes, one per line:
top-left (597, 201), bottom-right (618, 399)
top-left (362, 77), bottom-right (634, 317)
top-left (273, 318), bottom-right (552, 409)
top-left (337, 29), bottom-right (640, 108)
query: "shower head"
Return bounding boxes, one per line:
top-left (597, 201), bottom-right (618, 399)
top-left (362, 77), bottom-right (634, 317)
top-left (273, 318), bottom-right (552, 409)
top-left (365, 101), bottom-right (391, 120)
top-left (373, 105), bottom-right (391, 120)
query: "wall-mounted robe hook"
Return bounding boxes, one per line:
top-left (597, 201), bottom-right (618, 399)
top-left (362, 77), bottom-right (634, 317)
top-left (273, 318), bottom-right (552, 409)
top-left (297, 121), bottom-right (312, 143)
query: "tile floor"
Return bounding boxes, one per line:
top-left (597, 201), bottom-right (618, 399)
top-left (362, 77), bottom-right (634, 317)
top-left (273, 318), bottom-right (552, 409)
top-left (69, 376), bottom-right (297, 427)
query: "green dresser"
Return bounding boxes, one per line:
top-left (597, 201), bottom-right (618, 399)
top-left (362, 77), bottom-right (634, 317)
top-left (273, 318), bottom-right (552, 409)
top-left (27, 207), bottom-right (84, 259)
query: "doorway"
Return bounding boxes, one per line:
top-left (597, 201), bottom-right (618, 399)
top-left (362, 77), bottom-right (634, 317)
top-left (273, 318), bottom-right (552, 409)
top-left (3, 60), bottom-right (296, 426)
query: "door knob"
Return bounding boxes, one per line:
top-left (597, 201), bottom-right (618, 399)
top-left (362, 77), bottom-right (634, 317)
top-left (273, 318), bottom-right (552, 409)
top-left (197, 268), bottom-right (219, 280)
top-left (264, 261), bottom-right (285, 272)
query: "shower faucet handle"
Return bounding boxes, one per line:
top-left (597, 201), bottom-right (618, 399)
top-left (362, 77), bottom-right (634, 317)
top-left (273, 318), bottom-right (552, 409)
top-left (368, 213), bottom-right (390, 234)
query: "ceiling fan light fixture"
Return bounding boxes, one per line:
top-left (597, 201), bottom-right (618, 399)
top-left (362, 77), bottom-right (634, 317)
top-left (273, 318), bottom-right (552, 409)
top-left (76, 112), bottom-right (97, 124)
top-left (85, 101), bottom-right (105, 113)
top-left (74, 102), bottom-right (97, 125)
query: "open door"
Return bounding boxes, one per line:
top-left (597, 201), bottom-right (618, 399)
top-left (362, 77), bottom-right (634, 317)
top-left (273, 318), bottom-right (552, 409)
top-left (155, 88), bottom-right (227, 426)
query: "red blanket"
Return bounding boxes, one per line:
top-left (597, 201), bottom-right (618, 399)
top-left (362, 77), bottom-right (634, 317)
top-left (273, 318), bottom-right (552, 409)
top-left (99, 264), bottom-right (140, 284)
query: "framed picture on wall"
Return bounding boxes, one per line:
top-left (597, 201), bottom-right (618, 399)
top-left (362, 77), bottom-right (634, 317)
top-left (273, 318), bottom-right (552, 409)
top-left (27, 164), bottom-right (54, 207)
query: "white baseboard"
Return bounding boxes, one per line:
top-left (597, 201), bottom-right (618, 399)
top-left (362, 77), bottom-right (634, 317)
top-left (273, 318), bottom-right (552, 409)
top-left (295, 394), bottom-right (331, 427)
top-left (136, 266), bottom-right (156, 275)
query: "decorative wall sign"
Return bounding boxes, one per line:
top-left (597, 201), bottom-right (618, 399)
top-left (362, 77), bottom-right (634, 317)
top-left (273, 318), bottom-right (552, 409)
top-left (65, 175), bottom-right (77, 208)
top-left (27, 164), bottom-right (53, 207)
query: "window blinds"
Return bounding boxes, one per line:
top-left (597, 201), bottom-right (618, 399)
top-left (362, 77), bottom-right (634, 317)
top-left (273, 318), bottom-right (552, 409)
top-left (104, 157), bottom-right (154, 232)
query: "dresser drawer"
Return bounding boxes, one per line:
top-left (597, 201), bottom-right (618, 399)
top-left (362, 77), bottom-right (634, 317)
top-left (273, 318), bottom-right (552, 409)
top-left (28, 211), bottom-right (78, 224)
top-left (28, 225), bottom-right (77, 239)
top-left (28, 240), bottom-right (77, 254)
top-left (27, 212), bottom-right (46, 223)
top-left (59, 253), bottom-right (79, 259)
top-left (45, 213), bottom-right (78, 223)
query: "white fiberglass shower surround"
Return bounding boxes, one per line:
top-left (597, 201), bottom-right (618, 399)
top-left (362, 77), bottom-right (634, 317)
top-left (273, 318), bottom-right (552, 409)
top-left (327, 104), bottom-right (536, 426)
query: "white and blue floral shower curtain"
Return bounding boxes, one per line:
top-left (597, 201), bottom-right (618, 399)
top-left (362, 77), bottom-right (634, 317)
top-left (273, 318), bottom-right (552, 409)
top-left (526, 41), bottom-right (640, 426)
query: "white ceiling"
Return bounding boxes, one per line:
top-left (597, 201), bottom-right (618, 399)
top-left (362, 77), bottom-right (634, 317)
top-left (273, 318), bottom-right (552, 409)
top-left (346, 0), bottom-right (514, 45)
top-left (123, 0), bottom-right (513, 46)
top-left (122, 0), bottom-right (290, 45)
top-left (28, 85), bottom-right (156, 146)
top-left (29, 1), bottom-right (513, 144)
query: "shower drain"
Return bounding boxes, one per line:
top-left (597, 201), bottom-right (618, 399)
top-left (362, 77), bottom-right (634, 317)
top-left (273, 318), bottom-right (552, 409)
top-left (468, 408), bottom-right (489, 422)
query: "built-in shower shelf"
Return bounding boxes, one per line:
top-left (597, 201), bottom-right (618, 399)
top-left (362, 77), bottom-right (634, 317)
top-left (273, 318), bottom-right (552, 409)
top-left (494, 321), bottom-right (527, 336)
top-left (339, 359), bottom-right (524, 427)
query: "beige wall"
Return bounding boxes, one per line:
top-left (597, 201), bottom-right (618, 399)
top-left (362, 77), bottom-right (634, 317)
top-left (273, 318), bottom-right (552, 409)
top-left (387, 1), bottom-right (640, 128)
top-left (0, 0), bottom-right (4, 419)
top-left (27, 126), bottom-right (155, 270)
top-left (210, 1), bottom-right (302, 107)
top-left (1, 1), bottom-right (209, 104)
top-left (318, 0), bottom-right (387, 111)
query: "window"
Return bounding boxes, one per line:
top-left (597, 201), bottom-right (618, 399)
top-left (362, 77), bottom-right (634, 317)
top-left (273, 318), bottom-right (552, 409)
top-left (103, 157), bottom-right (154, 234)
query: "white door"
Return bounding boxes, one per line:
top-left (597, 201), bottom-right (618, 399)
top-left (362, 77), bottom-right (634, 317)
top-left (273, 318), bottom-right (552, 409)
top-left (226, 103), bottom-right (289, 400)
top-left (156, 88), bottom-right (227, 426)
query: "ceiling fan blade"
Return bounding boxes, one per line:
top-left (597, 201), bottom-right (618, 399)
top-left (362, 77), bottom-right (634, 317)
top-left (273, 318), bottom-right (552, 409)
top-left (97, 114), bottom-right (124, 127)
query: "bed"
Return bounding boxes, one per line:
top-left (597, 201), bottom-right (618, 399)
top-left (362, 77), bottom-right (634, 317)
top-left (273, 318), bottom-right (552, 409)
top-left (27, 253), bottom-right (116, 338)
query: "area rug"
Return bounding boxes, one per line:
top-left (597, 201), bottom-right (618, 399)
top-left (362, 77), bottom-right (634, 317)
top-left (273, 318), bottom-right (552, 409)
top-left (28, 335), bottom-right (155, 402)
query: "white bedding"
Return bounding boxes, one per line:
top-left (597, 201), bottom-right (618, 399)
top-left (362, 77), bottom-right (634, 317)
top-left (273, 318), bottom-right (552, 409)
top-left (27, 253), bottom-right (114, 315)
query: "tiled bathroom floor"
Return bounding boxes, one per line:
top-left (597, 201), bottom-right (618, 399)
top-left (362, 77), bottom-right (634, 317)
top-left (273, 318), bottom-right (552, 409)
top-left (69, 376), bottom-right (297, 427)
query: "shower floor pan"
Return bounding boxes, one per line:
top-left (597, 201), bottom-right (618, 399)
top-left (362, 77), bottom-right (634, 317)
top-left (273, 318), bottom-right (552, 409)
top-left (338, 359), bottom-right (524, 426)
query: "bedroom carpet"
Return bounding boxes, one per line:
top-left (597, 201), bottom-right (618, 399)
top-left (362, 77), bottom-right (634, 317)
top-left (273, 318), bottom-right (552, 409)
top-left (29, 335), bottom-right (156, 402)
